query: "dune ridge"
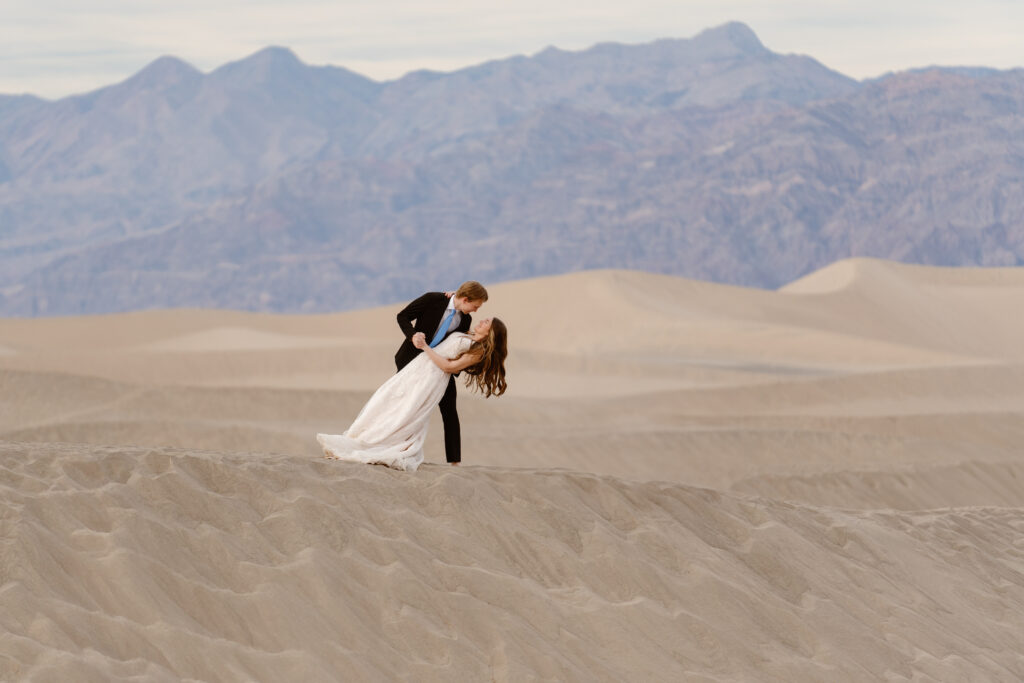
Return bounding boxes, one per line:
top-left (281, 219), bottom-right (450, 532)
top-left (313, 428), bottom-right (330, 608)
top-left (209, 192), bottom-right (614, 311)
top-left (3, 443), bottom-right (1024, 682)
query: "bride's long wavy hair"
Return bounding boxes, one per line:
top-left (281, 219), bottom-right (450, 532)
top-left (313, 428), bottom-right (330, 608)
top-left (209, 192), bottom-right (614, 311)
top-left (456, 318), bottom-right (508, 398)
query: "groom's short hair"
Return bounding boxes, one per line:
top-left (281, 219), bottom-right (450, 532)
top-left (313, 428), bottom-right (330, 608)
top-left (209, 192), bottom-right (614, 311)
top-left (456, 281), bottom-right (488, 302)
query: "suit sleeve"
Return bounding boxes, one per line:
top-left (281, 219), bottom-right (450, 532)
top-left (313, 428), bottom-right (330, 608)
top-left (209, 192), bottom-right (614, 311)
top-left (396, 292), bottom-right (436, 341)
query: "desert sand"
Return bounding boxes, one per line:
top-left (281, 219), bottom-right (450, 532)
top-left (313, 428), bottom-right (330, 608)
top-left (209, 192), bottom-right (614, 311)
top-left (2, 259), bottom-right (1024, 681)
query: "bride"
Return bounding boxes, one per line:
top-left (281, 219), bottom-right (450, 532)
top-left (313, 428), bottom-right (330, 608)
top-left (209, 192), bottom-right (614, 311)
top-left (317, 317), bottom-right (508, 471)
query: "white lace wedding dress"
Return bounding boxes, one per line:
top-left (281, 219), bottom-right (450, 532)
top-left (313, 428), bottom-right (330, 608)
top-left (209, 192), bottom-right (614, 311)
top-left (317, 333), bottom-right (473, 471)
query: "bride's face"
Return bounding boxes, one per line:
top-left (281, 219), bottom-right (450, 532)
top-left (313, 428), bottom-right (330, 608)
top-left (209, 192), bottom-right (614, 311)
top-left (471, 318), bottom-right (492, 339)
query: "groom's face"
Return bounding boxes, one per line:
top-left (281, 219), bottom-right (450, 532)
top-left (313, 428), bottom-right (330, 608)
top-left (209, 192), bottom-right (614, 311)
top-left (455, 297), bottom-right (483, 314)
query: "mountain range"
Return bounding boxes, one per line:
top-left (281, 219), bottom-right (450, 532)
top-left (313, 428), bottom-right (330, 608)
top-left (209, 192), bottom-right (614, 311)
top-left (1, 22), bottom-right (1022, 315)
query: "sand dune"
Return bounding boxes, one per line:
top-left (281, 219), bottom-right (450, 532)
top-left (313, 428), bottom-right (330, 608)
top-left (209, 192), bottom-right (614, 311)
top-left (138, 326), bottom-right (345, 353)
top-left (780, 258), bottom-right (1024, 359)
top-left (3, 443), bottom-right (1023, 682)
top-left (3, 259), bottom-right (1024, 680)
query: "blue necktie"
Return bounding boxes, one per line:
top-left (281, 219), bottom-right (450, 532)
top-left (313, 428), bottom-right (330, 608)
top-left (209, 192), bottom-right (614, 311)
top-left (429, 308), bottom-right (456, 347)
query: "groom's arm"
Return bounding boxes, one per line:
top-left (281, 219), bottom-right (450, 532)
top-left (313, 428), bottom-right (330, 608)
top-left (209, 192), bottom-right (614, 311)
top-left (396, 292), bottom-right (435, 341)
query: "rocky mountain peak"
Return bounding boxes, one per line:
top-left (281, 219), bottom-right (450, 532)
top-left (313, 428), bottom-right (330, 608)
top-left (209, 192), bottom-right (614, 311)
top-left (121, 55), bottom-right (202, 92)
top-left (691, 21), bottom-right (769, 57)
top-left (209, 46), bottom-right (306, 87)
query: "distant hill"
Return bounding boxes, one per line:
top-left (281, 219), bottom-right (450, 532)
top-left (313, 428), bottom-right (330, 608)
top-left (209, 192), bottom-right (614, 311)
top-left (1, 22), bottom-right (1022, 315)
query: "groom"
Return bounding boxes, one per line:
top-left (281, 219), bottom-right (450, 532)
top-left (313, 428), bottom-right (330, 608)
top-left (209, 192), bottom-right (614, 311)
top-left (395, 281), bottom-right (489, 466)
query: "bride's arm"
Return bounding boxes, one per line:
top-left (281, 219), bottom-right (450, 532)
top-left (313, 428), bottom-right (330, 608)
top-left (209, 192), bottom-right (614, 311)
top-left (413, 337), bottom-right (480, 374)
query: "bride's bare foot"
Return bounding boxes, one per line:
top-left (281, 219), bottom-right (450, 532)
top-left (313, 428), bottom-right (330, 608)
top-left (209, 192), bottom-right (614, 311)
top-left (323, 449), bottom-right (338, 460)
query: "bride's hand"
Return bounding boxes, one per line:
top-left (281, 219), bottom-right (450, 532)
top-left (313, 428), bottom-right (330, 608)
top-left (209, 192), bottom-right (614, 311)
top-left (412, 333), bottom-right (427, 350)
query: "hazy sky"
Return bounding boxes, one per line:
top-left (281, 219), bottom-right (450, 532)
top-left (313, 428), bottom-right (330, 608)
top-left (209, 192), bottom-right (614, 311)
top-left (3, 0), bottom-right (1022, 99)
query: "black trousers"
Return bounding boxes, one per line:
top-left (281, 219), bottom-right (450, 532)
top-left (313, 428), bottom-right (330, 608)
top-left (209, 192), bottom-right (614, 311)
top-left (396, 356), bottom-right (461, 463)
top-left (438, 375), bottom-right (460, 464)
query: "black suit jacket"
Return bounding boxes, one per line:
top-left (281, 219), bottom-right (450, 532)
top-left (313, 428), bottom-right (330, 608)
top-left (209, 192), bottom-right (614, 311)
top-left (395, 292), bottom-right (472, 371)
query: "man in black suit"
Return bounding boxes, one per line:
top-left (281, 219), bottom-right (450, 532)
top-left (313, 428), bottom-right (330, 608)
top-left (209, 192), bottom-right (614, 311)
top-left (395, 281), bottom-right (489, 465)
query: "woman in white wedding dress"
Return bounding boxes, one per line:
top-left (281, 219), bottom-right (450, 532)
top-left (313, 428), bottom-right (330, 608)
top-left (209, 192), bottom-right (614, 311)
top-left (317, 317), bottom-right (508, 471)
